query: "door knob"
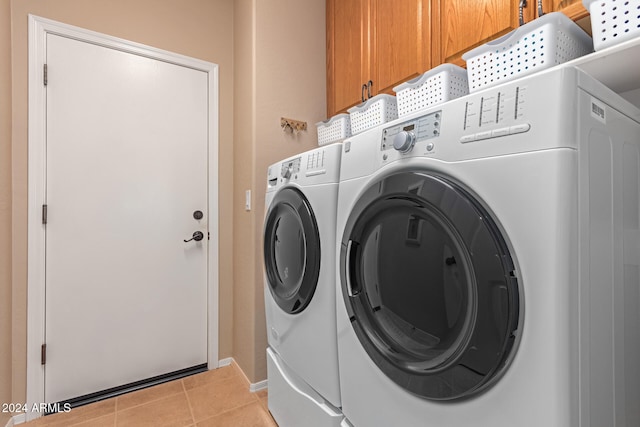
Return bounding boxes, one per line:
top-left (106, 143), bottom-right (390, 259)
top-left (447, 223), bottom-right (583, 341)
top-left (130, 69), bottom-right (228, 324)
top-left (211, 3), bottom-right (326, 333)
top-left (184, 231), bottom-right (204, 242)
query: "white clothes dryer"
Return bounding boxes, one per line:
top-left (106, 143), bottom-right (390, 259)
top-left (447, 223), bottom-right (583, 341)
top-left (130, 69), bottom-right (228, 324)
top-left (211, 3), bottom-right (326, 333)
top-left (264, 143), bottom-right (344, 427)
top-left (335, 66), bottom-right (640, 427)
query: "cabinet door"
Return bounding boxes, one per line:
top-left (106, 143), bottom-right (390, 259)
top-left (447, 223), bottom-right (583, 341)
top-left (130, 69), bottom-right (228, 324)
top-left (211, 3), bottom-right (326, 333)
top-left (432, 0), bottom-right (536, 66)
top-left (369, 0), bottom-right (431, 96)
top-left (549, 0), bottom-right (590, 20)
top-left (327, 0), bottom-right (369, 116)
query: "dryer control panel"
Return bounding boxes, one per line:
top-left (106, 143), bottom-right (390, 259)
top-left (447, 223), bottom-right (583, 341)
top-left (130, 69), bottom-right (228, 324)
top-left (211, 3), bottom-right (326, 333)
top-left (341, 67), bottom-right (589, 176)
top-left (381, 111), bottom-right (442, 152)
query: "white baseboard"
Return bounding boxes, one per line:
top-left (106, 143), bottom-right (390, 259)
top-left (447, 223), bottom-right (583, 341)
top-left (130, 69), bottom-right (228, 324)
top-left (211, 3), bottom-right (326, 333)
top-left (250, 379), bottom-right (268, 392)
top-left (5, 413), bottom-right (26, 426)
top-left (218, 356), bottom-right (267, 392)
top-left (217, 357), bottom-right (234, 367)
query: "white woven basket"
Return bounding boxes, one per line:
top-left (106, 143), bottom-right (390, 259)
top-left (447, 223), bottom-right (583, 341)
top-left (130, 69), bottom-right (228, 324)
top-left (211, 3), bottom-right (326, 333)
top-left (583, 0), bottom-right (640, 51)
top-left (316, 114), bottom-right (351, 146)
top-left (348, 94), bottom-right (398, 135)
top-left (394, 64), bottom-right (468, 117)
top-left (462, 12), bottom-right (593, 93)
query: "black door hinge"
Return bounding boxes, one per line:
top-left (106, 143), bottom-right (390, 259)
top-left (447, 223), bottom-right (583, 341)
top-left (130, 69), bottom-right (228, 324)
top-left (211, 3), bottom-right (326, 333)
top-left (43, 64), bottom-right (48, 86)
top-left (42, 204), bottom-right (48, 225)
top-left (41, 344), bottom-right (47, 365)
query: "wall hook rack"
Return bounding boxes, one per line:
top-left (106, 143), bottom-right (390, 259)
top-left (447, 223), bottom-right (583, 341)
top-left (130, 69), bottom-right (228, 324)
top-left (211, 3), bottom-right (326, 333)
top-left (281, 117), bottom-right (307, 133)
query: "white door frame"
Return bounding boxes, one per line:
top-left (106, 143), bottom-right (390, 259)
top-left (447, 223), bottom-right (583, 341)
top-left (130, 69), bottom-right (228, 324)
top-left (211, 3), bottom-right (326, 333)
top-left (26, 15), bottom-right (219, 420)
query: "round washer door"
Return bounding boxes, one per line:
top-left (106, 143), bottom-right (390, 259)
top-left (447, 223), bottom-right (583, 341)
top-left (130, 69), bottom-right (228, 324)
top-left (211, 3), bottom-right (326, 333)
top-left (264, 187), bottom-right (321, 314)
top-left (340, 171), bottom-right (521, 400)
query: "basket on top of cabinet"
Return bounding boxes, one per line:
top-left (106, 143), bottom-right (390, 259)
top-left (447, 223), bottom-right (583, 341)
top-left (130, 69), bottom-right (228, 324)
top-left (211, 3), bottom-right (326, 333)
top-left (462, 12), bottom-right (593, 93)
top-left (583, 0), bottom-right (640, 51)
top-left (393, 64), bottom-right (469, 117)
top-left (348, 94), bottom-right (398, 135)
top-left (316, 114), bottom-right (351, 146)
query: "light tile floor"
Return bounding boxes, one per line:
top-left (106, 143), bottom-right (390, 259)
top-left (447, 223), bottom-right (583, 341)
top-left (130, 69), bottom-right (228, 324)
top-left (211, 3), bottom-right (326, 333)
top-left (23, 363), bottom-right (277, 427)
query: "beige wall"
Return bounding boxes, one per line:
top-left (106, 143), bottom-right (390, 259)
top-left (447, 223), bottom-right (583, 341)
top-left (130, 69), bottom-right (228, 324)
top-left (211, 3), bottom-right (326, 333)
top-left (1, 0), bottom-right (12, 424)
top-left (1, 0), bottom-right (326, 413)
top-left (232, 0), bottom-right (257, 382)
top-left (6, 0), bottom-right (235, 408)
top-left (232, 0), bottom-right (326, 382)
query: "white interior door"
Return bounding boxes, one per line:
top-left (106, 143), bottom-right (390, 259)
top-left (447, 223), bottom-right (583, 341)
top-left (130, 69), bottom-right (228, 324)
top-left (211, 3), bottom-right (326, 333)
top-left (44, 33), bottom-right (209, 403)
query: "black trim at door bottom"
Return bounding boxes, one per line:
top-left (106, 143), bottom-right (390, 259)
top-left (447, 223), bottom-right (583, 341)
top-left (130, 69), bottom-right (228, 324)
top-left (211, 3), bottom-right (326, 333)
top-left (46, 364), bottom-right (208, 414)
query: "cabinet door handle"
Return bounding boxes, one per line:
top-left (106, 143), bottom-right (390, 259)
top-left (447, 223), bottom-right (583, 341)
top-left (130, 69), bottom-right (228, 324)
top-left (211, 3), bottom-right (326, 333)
top-left (518, 0), bottom-right (526, 26)
top-left (367, 80), bottom-right (373, 99)
top-left (361, 84), bottom-right (367, 103)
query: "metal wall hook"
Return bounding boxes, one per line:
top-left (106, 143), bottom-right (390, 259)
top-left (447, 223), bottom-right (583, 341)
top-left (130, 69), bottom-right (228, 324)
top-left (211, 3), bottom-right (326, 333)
top-left (280, 117), bottom-right (307, 134)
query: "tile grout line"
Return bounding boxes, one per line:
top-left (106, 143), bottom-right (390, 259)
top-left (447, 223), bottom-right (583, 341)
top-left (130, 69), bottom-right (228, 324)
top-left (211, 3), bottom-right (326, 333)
top-left (181, 379), bottom-right (197, 426)
top-left (189, 364), bottom-right (264, 425)
top-left (195, 400), bottom-right (263, 426)
top-left (115, 387), bottom-right (185, 413)
top-left (231, 361), bottom-right (262, 404)
top-left (196, 377), bottom-right (265, 423)
top-left (230, 361), bottom-right (265, 414)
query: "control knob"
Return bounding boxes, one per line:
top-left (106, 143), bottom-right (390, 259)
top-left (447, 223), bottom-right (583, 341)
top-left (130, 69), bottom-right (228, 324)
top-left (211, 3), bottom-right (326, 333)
top-left (281, 163), bottom-right (293, 179)
top-left (393, 131), bottom-right (416, 153)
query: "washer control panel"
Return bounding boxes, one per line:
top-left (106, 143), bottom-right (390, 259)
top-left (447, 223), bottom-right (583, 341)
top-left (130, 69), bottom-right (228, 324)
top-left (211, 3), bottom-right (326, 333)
top-left (459, 85), bottom-right (531, 143)
top-left (280, 157), bottom-right (301, 179)
top-left (381, 111), bottom-right (442, 152)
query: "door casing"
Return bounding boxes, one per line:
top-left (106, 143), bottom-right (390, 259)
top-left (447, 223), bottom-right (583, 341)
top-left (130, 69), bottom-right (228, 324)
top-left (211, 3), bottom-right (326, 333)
top-left (26, 15), bottom-right (220, 421)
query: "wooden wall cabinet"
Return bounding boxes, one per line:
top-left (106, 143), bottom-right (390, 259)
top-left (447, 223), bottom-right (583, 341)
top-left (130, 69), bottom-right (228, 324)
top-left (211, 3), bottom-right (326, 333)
top-left (548, 0), bottom-right (590, 20)
top-left (326, 0), bottom-right (431, 116)
top-left (431, 0), bottom-right (588, 66)
top-left (327, 0), bottom-right (589, 117)
top-left (431, 0), bottom-right (539, 66)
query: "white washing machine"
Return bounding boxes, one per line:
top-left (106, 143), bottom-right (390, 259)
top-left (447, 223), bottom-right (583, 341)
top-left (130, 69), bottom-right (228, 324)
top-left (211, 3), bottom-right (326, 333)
top-left (264, 143), bottom-right (344, 427)
top-left (335, 66), bottom-right (640, 427)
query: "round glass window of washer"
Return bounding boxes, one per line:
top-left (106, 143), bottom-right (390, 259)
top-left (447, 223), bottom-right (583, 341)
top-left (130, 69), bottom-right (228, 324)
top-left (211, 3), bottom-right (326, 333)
top-left (272, 205), bottom-right (306, 297)
top-left (264, 187), bottom-right (321, 314)
top-left (340, 171), bottom-right (521, 401)
top-left (357, 203), bottom-right (477, 370)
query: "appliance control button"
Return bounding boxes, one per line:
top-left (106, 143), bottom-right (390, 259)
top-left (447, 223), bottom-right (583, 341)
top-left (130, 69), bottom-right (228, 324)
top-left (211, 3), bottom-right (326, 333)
top-left (492, 128), bottom-right (509, 138)
top-left (510, 123), bottom-right (531, 134)
top-left (426, 143), bottom-right (435, 152)
top-left (460, 135), bottom-right (476, 143)
top-left (476, 130), bottom-right (493, 140)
